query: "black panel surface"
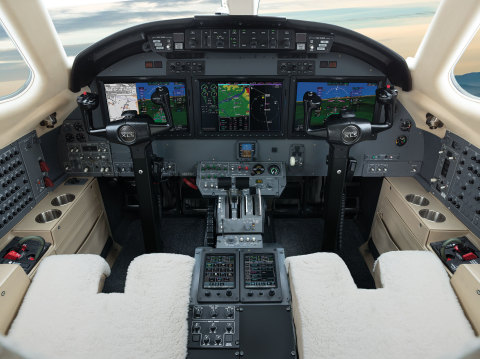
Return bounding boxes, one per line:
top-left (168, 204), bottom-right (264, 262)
top-left (239, 305), bottom-right (297, 359)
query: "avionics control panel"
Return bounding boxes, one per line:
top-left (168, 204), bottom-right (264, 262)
top-left (188, 304), bottom-right (240, 349)
top-left (188, 247), bottom-right (295, 359)
top-left (0, 132), bottom-right (49, 239)
top-left (196, 161), bottom-right (286, 197)
top-left (193, 248), bottom-right (287, 305)
top-left (431, 131), bottom-right (480, 238)
top-left (153, 28), bottom-right (334, 53)
top-left (59, 119), bottom-right (115, 177)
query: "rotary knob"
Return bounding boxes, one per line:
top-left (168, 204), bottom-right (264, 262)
top-left (225, 307), bottom-right (234, 318)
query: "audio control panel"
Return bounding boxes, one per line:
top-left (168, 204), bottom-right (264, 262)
top-left (431, 131), bottom-right (480, 237)
top-left (59, 119), bottom-right (115, 177)
top-left (0, 131), bottom-right (48, 239)
top-left (64, 142), bottom-right (114, 176)
top-left (188, 305), bottom-right (239, 349)
top-left (196, 161), bottom-right (286, 197)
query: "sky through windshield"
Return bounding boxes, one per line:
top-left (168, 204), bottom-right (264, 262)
top-left (0, 0), bottom-right (477, 97)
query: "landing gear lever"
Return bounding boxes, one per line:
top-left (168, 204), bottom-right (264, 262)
top-left (304, 86), bottom-right (397, 252)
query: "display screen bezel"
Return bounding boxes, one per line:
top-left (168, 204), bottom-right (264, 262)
top-left (243, 253), bottom-right (278, 289)
top-left (193, 76), bottom-right (289, 138)
top-left (289, 76), bottom-right (386, 136)
top-left (202, 253), bottom-right (236, 289)
top-left (96, 76), bottom-right (193, 137)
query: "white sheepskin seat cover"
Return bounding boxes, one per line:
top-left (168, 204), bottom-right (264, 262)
top-left (7, 253), bottom-right (195, 359)
top-left (286, 251), bottom-right (476, 359)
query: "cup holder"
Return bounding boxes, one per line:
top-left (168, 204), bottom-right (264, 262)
top-left (51, 193), bottom-right (75, 206)
top-left (405, 194), bottom-right (430, 206)
top-left (419, 209), bottom-right (446, 223)
top-left (35, 209), bottom-right (62, 223)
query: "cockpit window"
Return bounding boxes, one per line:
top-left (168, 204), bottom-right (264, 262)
top-left (43, 0), bottom-right (220, 57)
top-left (259, 0), bottom-right (441, 60)
top-left (0, 22), bottom-right (32, 100)
top-left (453, 30), bottom-right (480, 98)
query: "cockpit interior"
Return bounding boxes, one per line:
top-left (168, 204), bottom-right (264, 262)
top-left (0, 0), bottom-right (480, 358)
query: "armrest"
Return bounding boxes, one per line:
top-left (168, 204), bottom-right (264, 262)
top-left (0, 265), bottom-right (30, 335)
top-left (451, 264), bottom-right (480, 335)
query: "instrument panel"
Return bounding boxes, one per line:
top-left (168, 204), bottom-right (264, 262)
top-left (62, 16), bottom-right (423, 179)
top-left (96, 76), bottom-right (385, 138)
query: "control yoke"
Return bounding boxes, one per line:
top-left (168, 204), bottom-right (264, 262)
top-left (76, 86), bottom-right (173, 145)
top-left (303, 86), bottom-right (397, 144)
top-left (75, 87), bottom-right (175, 254)
top-left (303, 86), bottom-right (397, 252)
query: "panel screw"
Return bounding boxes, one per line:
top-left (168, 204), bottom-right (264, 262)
top-left (1, 291), bottom-right (5, 296)
top-left (138, 170), bottom-right (143, 174)
top-left (291, 351), bottom-right (296, 356)
top-left (337, 170), bottom-right (341, 174)
top-left (476, 290), bottom-right (480, 295)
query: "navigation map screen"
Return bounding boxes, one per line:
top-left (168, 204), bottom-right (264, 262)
top-left (103, 82), bottom-right (188, 129)
top-left (244, 254), bottom-right (277, 289)
top-left (294, 81), bottom-right (378, 131)
top-left (200, 81), bottom-right (283, 132)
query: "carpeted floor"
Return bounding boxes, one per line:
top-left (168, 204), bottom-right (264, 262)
top-left (103, 214), bottom-right (374, 293)
top-left (102, 215), bottom-right (205, 293)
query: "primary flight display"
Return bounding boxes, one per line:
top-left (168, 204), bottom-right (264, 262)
top-left (294, 81), bottom-right (378, 130)
top-left (103, 81), bottom-right (188, 129)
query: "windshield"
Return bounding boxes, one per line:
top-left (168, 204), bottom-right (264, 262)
top-left (44, 0), bottom-right (441, 59)
top-left (260, 0), bottom-right (441, 59)
top-left (44, 0), bottom-right (219, 57)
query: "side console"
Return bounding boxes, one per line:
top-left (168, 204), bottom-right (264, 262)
top-left (0, 131), bottom-right (49, 239)
top-left (430, 131), bottom-right (480, 238)
top-left (188, 247), bottom-right (296, 359)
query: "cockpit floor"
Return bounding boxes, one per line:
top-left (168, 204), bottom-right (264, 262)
top-left (102, 215), bottom-right (374, 293)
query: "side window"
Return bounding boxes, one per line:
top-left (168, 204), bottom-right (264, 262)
top-left (0, 22), bottom-right (32, 99)
top-left (453, 31), bottom-right (480, 97)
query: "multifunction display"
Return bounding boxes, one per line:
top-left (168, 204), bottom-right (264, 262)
top-left (203, 254), bottom-right (236, 289)
top-left (244, 254), bottom-right (277, 288)
top-left (200, 81), bottom-right (283, 132)
top-left (294, 81), bottom-right (378, 130)
top-left (103, 82), bottom-right (188, 129)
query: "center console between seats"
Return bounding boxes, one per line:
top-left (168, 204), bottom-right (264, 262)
top-left (197, 160), bottom-right (286, 249)
top-left (188, 247), bottom-right (297, 359)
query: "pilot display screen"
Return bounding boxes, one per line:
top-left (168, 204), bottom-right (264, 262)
top-left (200, 81), bottom-right (283, 132)
top-left (203, 254), bottom-right (236, 289)
top-left (294, 81), bottom-right (378, 130)
top-left (244, 254), bottom-right (277, 289)
top-left (103, 82), bottom-right (188, 129)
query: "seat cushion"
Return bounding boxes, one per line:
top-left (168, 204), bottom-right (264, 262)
top-left (286, 251), bottom-right (475, 359)
top-left (7, 253), bottom-right (195, 359)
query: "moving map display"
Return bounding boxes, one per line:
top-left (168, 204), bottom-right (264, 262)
top-left (200, 81), bottom-right (283, 132)
top-left (294, 81), bottom-right (378, 130)
top-left (103, 81), bottom-right (188, 129)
